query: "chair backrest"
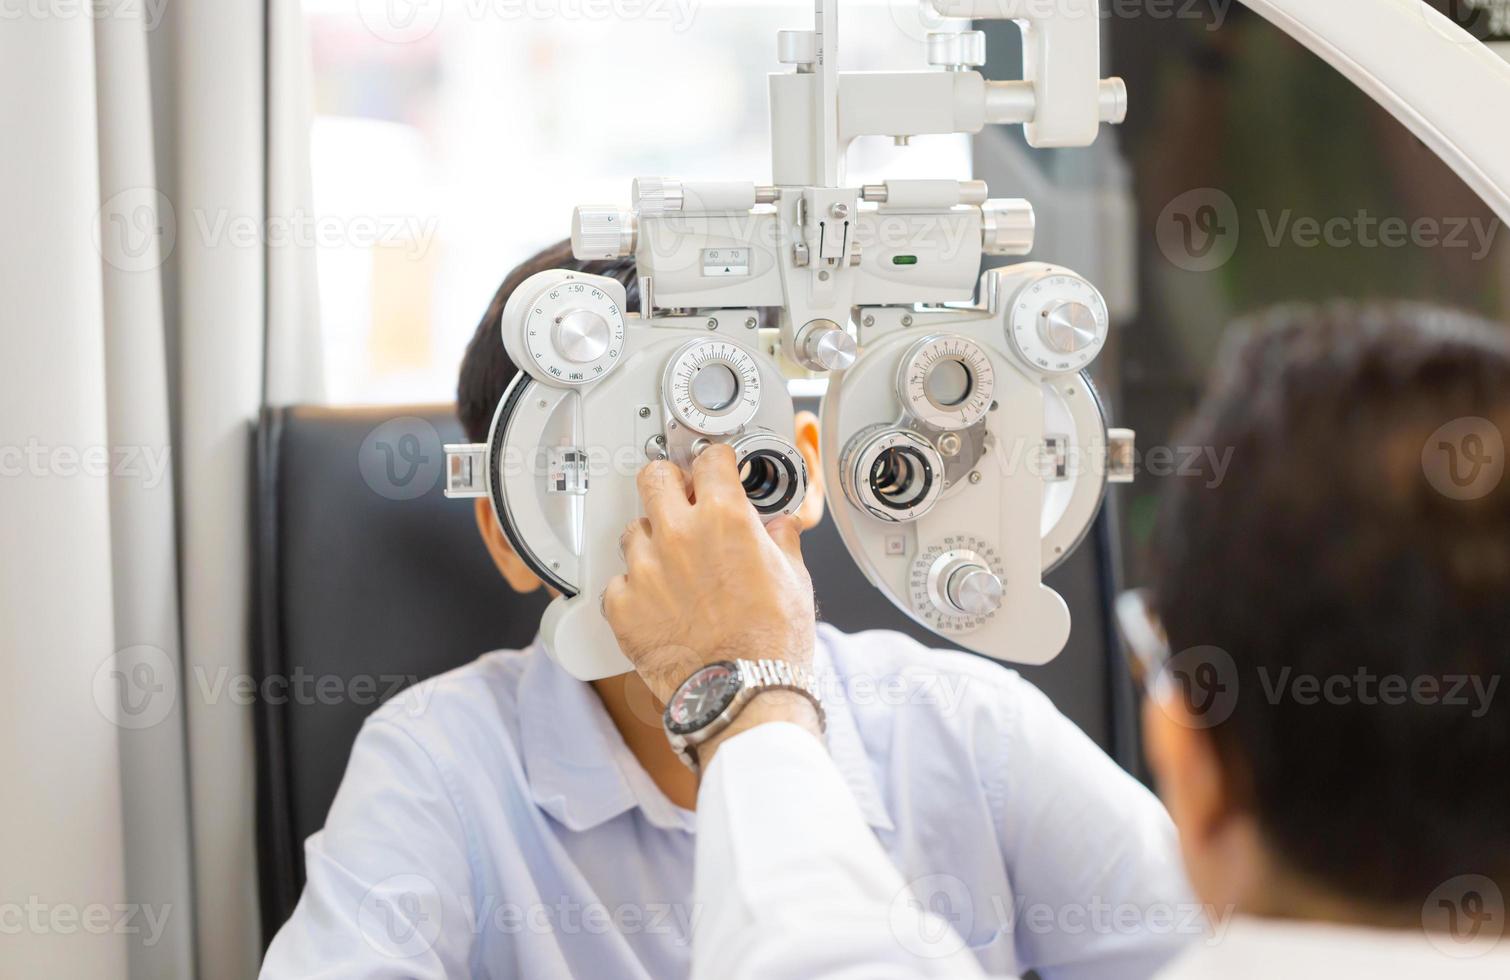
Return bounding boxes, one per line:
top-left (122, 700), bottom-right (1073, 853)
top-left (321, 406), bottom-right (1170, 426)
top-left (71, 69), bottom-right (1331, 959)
top-left (253, 402), bottom-right (1134, 943)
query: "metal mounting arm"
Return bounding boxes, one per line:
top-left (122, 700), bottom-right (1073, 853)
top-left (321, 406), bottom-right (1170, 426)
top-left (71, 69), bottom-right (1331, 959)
top-left (1241, 0), bottom-right (1510, 224)
top-left (931, 0), bottom-right (1121, 146)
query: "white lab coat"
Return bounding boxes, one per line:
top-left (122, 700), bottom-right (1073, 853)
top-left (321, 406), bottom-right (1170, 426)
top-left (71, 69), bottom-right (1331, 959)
top-left (693, 723), bottom-right (1510, 979)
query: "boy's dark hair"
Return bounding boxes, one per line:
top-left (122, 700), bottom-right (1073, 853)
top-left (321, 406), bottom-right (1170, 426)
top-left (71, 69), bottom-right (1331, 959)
top-left (1151, 303), bottom-right (1510, 912)
top-left (457, 239), bottom-right (639, 442)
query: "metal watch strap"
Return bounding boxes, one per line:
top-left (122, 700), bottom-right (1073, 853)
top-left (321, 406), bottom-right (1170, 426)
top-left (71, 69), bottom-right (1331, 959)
top-left (671, 659), bottom-right (826, 773)
top-left (734, 658), bottom-right (824, 715)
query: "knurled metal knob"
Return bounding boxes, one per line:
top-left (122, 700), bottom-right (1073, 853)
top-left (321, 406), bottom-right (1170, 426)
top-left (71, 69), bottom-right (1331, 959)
top-left (632, 177), bottom-right (685, 217)
top-left (571, 206), bottom-right (636, 260)
top-left (981, 198), bottom-right (1036, 256)
top-left (797, 320), bottom-right (858, 372)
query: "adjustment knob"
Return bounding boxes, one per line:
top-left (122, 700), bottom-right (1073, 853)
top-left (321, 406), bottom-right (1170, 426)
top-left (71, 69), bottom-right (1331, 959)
top-left (911, 541), bottom-right (1003, 632)
top-left (926, 31), bottom-right (986, 71)
top-left (553, 309), bottom-right (612, 364)
top-left (571, 206), bottom-right (636, 260)
top-left (1006, 270), bottom-right (1109, 374)
top-left (632, 177), bottom-right (685, 216)
top-left (796, 319), bottom-right (858, 372)
top-left (981, 199), bottom-right (1036, 256)
top-left (1039, 301), bottom-right (1100, 355)
top-left (777, 30), bottom-right (817, 69)
top-left (943, 560), bottom-right (1003, 616)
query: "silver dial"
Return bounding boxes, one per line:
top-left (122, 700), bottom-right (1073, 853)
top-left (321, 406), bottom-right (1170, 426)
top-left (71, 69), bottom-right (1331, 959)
top-left (663, 339), bottom-right (762, 435)
top-left (909, 537), bottom-right (1005, 634)
top-left (944, 561), bottom-right (1003, 616)
top-left (796, 319), bottom-right (858, 372)
top-left (897, 335), bottom-right (996, 431)
top-left (554, 309), bottom-right (612, 363)
top-left (1039, 302), bottom-right (1100, 355)
top-left (522, 280), bottom-right (626, 386)
top-left (1008, 273), bottom-right (1109, 375)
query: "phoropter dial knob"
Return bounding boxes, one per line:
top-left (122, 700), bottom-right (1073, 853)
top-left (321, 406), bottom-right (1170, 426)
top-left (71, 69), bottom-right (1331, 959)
top-left (1038, 301), bottom-right (1100, 355)
top-left (1006, 271), bottom-right (1110, 374)
top-left (795, 319), bottom-right (858, 372)
top-left (520, 277), bottom-right (627, 386)
top-left (941, 559), bottom-right (1003, 616)
top-left (909, 540), bottom-right (1006, 633)
top-left (553, 308), bottom-right (613, 364)
top-left (571, 206), bottom-right (636, 261)
top-left (981, 199), bottom-right (1036, 257)
top-left (632, 177), bottom-right (685, 216)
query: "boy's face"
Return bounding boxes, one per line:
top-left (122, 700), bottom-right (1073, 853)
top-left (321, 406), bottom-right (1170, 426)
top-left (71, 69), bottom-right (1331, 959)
top-left (474, 410), bottom-right (826, 595)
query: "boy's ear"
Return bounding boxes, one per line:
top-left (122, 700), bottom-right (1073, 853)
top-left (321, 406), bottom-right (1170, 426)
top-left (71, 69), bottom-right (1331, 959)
top-left (473, 497), bottom-right (544, 593)
top-left (1144, 695), bottom-right (1234, 848)
top-left (793, 410), bottom-right (826, 530)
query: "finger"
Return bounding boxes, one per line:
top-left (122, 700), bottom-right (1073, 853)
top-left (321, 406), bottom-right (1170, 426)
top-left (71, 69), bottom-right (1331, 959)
top-left (765, 515), bottom-right (805, 563)
top-left (620, 518), bottom-right (653, 571)
top-left (637, 460), bottom-right (690, 528)
top-left (690, 443), bottom-right (746, 507)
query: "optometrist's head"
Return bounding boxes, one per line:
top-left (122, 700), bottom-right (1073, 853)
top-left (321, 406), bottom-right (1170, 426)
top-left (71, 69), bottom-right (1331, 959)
top-left (1142, 303), bottom-right (1510, 923)
top-left (456, 239), bottom-right (826, 595)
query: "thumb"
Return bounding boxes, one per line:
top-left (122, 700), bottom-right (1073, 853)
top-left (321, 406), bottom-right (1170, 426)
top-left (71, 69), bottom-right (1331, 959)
top-left (765, 515), bottom-right (805, 564)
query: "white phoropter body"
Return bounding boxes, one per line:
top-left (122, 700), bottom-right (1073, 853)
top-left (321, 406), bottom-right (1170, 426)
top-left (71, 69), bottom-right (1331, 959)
top-left (442, 0), bottom-right (1510, 680)
top-left (447, 270), bottom-right (807, 679)
top-left (824, 261), bottom-right (1120, 662)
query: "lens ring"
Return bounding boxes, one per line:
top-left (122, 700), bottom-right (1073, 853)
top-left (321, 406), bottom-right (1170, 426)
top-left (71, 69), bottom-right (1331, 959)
top-left (740, 452), bottom-right (783, 498)
top-left (840, 426), bottom-right (946, 523)
top-left (896, 335), bottom-right (995, 432)
top-left (740, 449), bottom-right (798, 514)
top-left (729, 433), bottom-right (808, 520)
top-left (663, 339), bottom-right (762, 436)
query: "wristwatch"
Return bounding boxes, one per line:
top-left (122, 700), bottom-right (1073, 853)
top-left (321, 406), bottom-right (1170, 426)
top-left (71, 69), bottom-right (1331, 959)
top-left (663, 659), bottom-right (825, 773)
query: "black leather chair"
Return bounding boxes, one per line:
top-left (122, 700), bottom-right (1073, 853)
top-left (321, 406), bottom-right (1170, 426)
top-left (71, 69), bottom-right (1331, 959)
top-left (253, 403), bottom-right (1138, 944)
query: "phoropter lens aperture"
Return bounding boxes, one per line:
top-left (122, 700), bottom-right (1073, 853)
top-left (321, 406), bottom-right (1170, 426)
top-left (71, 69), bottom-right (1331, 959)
top-left (739, 448), bottom-right (799, 515)
top-left (868, 446), bottom-right (934, 511)
top-left (840, 426), bottom-right (945, 523)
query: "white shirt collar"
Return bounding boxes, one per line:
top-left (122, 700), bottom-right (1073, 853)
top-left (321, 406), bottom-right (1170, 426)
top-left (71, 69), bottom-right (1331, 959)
top-left (516, 630), bottom-right (895, 835)
top-left (1161, 914), bottom-right (1510, 979)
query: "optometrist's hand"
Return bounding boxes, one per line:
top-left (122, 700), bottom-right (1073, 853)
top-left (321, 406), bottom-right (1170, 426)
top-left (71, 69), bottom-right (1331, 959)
top-left (603, 445), bottom-right (820, 747)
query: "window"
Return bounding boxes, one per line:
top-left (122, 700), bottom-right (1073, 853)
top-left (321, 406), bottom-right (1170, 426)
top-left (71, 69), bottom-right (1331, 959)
top-left (305, 0), bottom-right (970, 403)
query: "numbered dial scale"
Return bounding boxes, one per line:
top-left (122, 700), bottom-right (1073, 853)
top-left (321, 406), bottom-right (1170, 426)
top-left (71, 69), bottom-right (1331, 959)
top-left (1008, 274), bottom-right (1110, 375)
top-left (663, 339), bottom-right (763, 435)
top-left (909, 535), bottom-right (1007, 635)
top-left (897, 335), bottom-right (996, 431)
top-left (523, 280), bottom-right (627, 385)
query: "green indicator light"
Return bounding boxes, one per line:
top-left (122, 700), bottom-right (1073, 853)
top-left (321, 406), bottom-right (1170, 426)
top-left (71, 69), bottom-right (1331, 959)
top-left (892, 255), bottom-right (919, 266)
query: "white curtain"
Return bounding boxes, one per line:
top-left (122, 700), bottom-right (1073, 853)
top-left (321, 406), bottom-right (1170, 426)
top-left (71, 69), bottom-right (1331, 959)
top-left (2, 1), bottom-right (322, 977)
top-left (1, 9), bottom-right (132, 976)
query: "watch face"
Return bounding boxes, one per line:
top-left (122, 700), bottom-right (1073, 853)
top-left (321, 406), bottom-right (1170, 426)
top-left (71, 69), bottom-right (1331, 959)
top-left (666, 662), bottom-right (741, 735)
